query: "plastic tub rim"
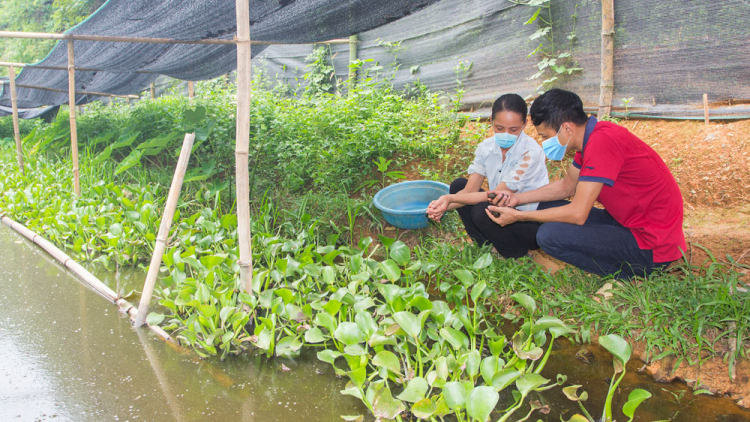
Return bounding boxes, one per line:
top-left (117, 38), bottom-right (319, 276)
top-left (372, 180), bottom-right (449, 216)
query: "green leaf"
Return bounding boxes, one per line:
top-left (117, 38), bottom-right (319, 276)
top-left (531, 316), bottom-right (569, 334)
top-left (317, 349), bottom-right (342, 366)
top-left (275, 336), bottom-right (303, 358)
top-left (114, 149), bottom-right (144, 176)
top-left (472, 252), bottom-right (493, 270)
top-left (622, 388), bottom-right (652, 419)
top-left (510, 292), bottom-right (536, 314)
top-left (480, 356), bottom-right (500, 385)
top-left (184, 106), bottom-right (207, 124)
top-left (347, 366), bottom-right (367, 389)
top-left (471, 280), bottom-right (486, 304)
top-left (109, 223), bottom-right (123, 236)
top-left (146, 312), bottom-right (165, 326)
top-left (334, 322), bottom-right (364, 346)
top-left (394, 311), bottom-right (421, 338)
top-left (453, 269), bottom-right (474, 287)
top-left (380, 259), bottom-right (401, 282)
top-left (390, 241), bottom-right (411, 266)
top-left (373, 350), bottom-right (401, 374)
top-left (323, 299), bottom-right (342, 316)
top-left (516, 373), bottom-right (549, 396)
top-left (397, 377), bottom-right (429, 403)
top-left (408, 296), bottom-right (433, 312)
top-left (442, 381), bottom-right (467, 410)
top-left (524, 7), bottom-right (541, 25)
top-left (466, 386), bottom-right (499, 422)
top-left (440, 327), bottom-right (468, 351)
top-left (599, 333), bottom-right (632, 365)
top-left (372, 387), bottom-right (406, 420)
top-left (465, 350), bottom-right (481, 378)
top-left (411, 398), bottom-right (436, 420)
top-left (491, 369), bottom-right (521, 391)
top-left (304, 327), bottom-right (326, 343)
top-left (314, 311), bottom-right (337, 334)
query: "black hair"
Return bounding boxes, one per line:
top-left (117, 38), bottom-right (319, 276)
top-left (491, 93), bottom-right (528, 122)
top-left (529, 88), bottom-right (589, 129)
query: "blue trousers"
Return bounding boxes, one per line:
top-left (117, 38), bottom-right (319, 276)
top-left (536, 207), bottom-right (672, 280)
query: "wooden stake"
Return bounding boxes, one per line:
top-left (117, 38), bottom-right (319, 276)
top-left (8, 65), bottom-right (25, 175)
top-left (188, 80), bottom-right (195, 100)
top-left (597, 0), bottom-right (615, 118)
top-left (703, 93), bottom-right (709, 126)
top-left (67, 38), bottom-right (80, 196)
top-left (235, 0), bottom-right (254, 295)
top-left (348, 35), bottom-right (358, 96)
top-left (134, 133), bottom-right (196, 328)
top-left (150, 82), bottom-right (156, 99)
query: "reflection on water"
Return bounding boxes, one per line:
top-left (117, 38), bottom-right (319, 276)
top-left (2, 224), bottom-right (750, 422)
top-left (0, 226), bottom-right (364, 422)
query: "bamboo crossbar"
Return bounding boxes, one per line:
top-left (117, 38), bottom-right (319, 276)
top-left (0, 80), bottom-right (139, 98)
top-left (0, 60), bottom-right (158, 74)
top-left (0, 30), bottom-right (350, 46)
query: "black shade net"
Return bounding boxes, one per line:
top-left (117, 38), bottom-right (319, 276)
top-left (1, 0), bottom-right (749, 118)
top-left (0, 0), bottom-right (439, 108)
top-left (258, 0), bottom-right (750, 117)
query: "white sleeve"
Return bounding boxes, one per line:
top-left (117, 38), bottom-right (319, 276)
top-left (467, 144), bottom-right (487, 176)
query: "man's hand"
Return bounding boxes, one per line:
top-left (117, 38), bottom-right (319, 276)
top-left (489, 190), bottom-right (520, 208)
top-left (485, 205), bottom-right (520, 227)
top-left (427, 195), bottom-right (450, 222)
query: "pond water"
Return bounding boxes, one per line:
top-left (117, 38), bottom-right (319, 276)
top-left (1, 224), bottom-right (749, 422)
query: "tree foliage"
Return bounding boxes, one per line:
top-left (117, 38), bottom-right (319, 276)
top-left (0, 0), bottom-right (105, 76)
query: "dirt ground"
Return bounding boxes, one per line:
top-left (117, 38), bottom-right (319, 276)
top-left (385, 117), bottom-right (750, 404)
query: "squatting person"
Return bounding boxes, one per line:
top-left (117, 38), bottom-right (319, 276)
top-left (487, 88), bottom-right (686, 279)
top-left (426, 93), bottom-right (555, 258)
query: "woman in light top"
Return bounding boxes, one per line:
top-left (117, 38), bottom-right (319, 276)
top-left (427, 93), bottom-right (557, 258)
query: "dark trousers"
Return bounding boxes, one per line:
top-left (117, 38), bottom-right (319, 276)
top-left (536, 209), bottom-right (671, 280)
top-left (450, 178), bottom-right (566, 259)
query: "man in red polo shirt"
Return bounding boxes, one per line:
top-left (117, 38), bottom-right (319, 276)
top-left (487, 89), bottom-right (686, 279)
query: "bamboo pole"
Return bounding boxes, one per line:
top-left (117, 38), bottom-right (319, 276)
top-left (0, 60), bottom-right (156, 74)
top-left (348, 35), bottom-right (358, 96)
top-left (67, 38), bottom-right (81, 196)
top-left (235, 0), bottom-right (254, 296)
top-left (597, 0), bottom-right (615, 118)
top-left (0, 79), bottom-right (139, 98)
top-left (8, 65), bottom-right (25, 175)
top-left (134, 133), bottom-right (196, 328)
top-left (188, 81), bottom-right (194, 100)
top-left (150, 82), bottom-right (156, 99)
top-left (703, 93), bottom-right (709, 126)
top-left (0, 30), bottom-right (350, 45)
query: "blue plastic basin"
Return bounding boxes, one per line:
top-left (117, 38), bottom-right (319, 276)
top-left (373, 180), bottom-right (450, 229)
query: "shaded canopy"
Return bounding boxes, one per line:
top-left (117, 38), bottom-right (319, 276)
top-left (0, 0), bottom-right (439, 108)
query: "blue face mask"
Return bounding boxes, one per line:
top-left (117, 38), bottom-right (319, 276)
top-left (542, 126), bottom-right (568, 161)
top-left (494, 132), bottom-right (520, 149)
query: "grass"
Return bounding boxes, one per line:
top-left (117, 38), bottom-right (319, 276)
top-left (0, 70), bottom-right (748, 384)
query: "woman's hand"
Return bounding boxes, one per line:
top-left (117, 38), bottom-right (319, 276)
top-left (489, 190), bottom-right (520, 208)
top-left (485, 205), bottom-right (520, 226)
top-left (427, 195), bottom-right (450, 222)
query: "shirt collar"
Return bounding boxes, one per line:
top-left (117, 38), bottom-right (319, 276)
top-left (581, 116), bottom-right (598, 156)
